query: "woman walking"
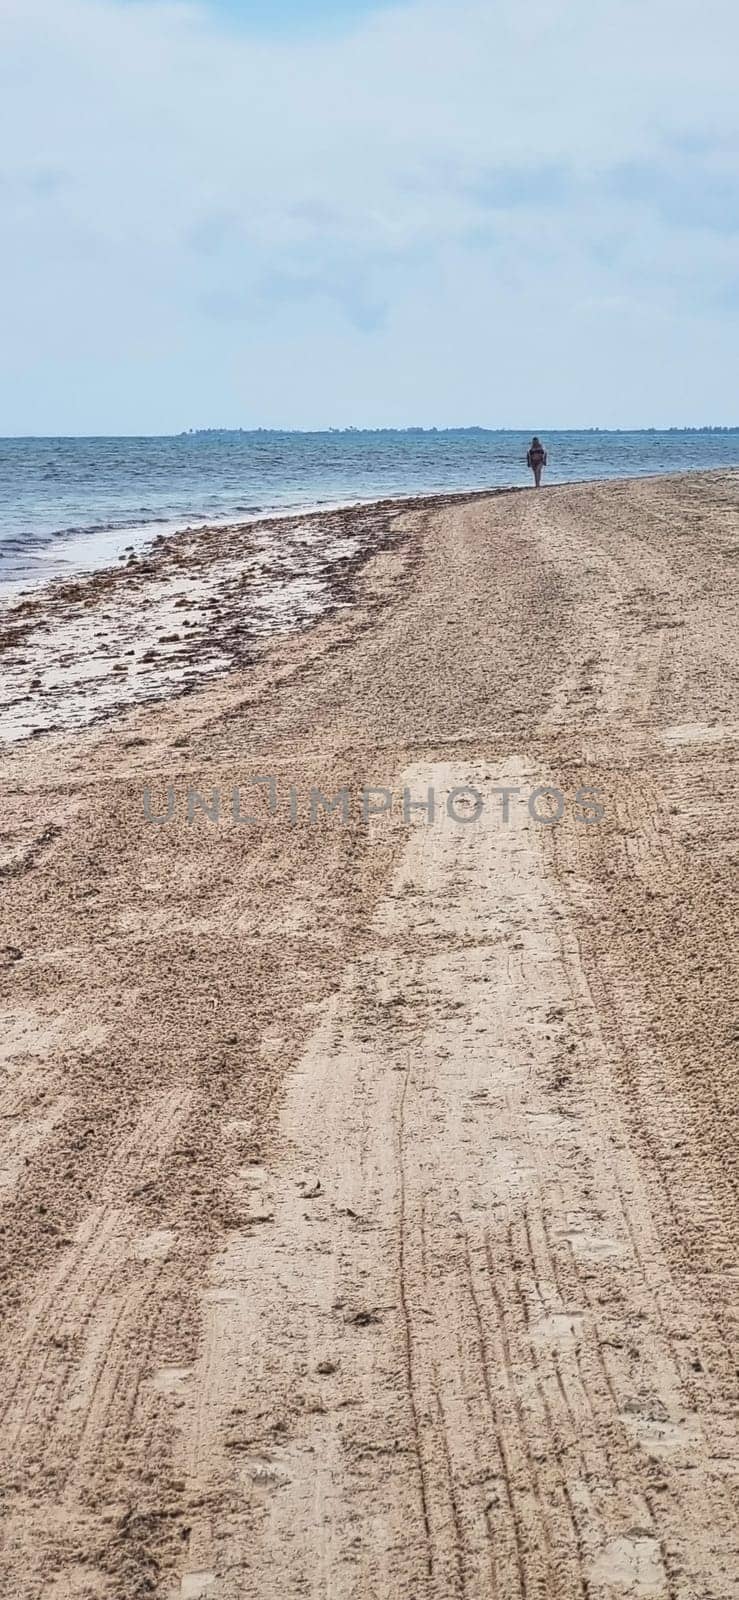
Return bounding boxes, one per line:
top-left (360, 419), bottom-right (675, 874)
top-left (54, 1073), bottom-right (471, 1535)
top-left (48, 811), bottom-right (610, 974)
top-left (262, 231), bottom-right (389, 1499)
top-left (526, 436), bottom-right (547, 488)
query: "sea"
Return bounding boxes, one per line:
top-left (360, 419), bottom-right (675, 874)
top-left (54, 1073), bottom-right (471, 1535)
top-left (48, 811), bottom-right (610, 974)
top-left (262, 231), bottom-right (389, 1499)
top-left (1, 429), bottom-right (737, 588)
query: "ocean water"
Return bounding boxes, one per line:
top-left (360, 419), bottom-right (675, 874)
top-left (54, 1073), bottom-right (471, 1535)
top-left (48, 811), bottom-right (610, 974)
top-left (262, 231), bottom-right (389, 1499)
top-left (1, 429), bottom-right (737, 586)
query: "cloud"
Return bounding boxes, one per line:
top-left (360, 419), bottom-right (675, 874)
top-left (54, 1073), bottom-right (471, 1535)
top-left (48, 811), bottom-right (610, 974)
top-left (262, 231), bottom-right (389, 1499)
top-left (605, 156), bottom-right (739, 235)
top-left (0, 0), bottom-right (737, 430)
top-left (472, 165), bottom-right (572, 211)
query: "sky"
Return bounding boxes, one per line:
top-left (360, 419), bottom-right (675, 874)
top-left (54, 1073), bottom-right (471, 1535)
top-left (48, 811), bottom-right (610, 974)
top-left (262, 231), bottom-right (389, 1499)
top-left (1, 0), bottom-right (738, 434)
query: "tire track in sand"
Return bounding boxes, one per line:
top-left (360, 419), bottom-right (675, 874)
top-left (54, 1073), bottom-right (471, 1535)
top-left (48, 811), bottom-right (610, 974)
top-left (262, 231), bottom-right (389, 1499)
top-left (174, 758), bottom-right (738, 1599)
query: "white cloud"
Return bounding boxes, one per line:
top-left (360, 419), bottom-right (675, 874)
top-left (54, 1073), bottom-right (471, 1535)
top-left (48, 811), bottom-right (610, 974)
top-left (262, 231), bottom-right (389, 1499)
top-left (1, 0), bottom-right (737, 430)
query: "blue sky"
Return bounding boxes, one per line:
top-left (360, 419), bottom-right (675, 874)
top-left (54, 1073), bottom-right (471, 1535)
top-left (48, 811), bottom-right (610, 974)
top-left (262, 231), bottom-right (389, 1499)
top-left (1, 0), bottom-right (738, 433)
top-left (124, 0), bottom-right (401, 29)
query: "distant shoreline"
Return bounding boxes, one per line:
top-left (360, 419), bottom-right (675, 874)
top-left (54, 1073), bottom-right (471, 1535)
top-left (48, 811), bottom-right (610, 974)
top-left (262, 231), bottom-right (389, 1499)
top-left (2, 425), bottom-right (738, 442)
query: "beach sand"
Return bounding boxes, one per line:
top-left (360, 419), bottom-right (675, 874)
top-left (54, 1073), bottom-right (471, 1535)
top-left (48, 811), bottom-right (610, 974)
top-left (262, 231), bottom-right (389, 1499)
top-left (0, 471), bottom-right (737, 1599)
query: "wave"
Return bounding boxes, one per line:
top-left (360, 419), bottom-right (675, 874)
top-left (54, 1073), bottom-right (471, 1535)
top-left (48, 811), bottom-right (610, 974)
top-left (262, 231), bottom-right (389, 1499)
top-left (0, 504), bottom-right (263, 552)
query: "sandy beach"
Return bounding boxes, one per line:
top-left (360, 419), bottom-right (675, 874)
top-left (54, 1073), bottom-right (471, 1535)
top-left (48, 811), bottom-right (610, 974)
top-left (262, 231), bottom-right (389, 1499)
top-left (1, 470), bottom-right (737, 1599)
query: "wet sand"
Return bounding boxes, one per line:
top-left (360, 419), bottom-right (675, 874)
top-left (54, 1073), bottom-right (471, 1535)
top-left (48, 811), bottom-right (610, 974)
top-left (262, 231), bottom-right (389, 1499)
top-left (0, 493), bottom-right (474, 743)
top-left (0, 470), bottom-right (738, 1599)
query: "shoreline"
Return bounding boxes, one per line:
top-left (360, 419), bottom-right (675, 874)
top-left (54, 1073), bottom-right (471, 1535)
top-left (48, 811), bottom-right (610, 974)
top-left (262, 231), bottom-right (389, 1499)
top-left (0, 482), bottom-right (517, 602)
top-left (0, 484), bottom-right (514, 745)
top-left (1, 468), bottom-right (736, 748)
top-left (3, 457), bottom-right (737, 601)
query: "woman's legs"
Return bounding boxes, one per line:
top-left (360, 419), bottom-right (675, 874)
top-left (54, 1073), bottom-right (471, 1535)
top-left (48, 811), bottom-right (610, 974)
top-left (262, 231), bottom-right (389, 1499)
top-left (534, 463), bottom-right (542, 488)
